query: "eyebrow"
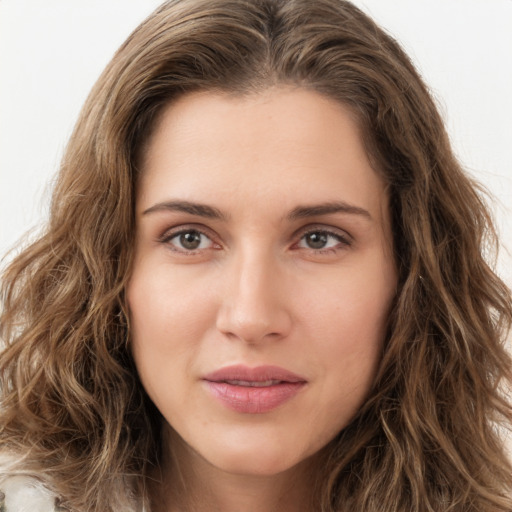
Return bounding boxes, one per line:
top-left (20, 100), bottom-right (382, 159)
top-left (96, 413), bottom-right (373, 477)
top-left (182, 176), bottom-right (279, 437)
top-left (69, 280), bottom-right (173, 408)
top-left (287, 201), bottom-right (372, 221)
top-left (142, 199), bottom-right (372, 222)
top-left (142, 200), bottom-right (228, 220)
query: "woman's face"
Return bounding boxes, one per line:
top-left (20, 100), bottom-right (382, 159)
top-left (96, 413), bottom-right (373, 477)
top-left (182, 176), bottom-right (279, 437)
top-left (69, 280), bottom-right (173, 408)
top-left (127, 88), bottom-right (396, 477)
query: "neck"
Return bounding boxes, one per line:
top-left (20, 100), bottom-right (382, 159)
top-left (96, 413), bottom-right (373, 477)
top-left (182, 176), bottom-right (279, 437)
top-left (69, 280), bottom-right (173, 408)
top-left (152, 429), bottom-right (318, 512)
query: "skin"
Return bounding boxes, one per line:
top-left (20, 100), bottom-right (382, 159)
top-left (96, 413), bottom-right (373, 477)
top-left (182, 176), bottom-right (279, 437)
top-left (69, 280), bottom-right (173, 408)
top-left (127, 87), bottom-right (397, 512)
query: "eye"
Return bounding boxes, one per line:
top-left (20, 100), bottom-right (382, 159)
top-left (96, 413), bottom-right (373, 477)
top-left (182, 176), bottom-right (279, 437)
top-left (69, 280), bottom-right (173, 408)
top-left (296, 229), bottom-right (350, 252)
top-left (163, 229), bottom-right (216, 252)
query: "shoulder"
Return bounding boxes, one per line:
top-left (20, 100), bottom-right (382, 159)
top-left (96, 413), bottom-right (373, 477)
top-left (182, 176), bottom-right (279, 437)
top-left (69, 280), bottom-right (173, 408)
top-left (0, 452), bottom-right (147, 512)
top-left (0, 475), bottom-right (62, 512)
top-left (0, 452), bottom-right (62, 512)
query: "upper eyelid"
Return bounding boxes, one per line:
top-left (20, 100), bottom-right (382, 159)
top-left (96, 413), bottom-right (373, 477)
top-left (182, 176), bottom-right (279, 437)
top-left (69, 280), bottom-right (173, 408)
top-left (295, 232), bottom-right (352, 253)
top-left (294, 224), bottom-right (353, 242)
top-left (301, 227), bottom-right (349, 238)
top-left (159, 223), bottom-right (217, 242)
top-left (160, 227), bottom-right (220, 255)
top-left (157, 223), bottom-right (353, 249)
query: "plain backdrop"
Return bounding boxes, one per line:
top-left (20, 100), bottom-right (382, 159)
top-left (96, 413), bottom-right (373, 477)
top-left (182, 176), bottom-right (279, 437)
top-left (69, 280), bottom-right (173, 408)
top-left (0, 0), bottom-right (511, 456)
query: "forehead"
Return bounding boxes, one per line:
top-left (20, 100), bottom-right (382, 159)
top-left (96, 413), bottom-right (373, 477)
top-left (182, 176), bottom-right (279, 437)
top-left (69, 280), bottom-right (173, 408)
top-left (141, 87), bottom-right (365, 167)
top-left (137, 87), bottom-right (388, 226)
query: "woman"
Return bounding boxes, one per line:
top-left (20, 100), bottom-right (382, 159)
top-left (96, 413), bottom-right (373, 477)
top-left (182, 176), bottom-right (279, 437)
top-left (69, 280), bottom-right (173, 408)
top-left (1, 0), bottom-right (511, 511)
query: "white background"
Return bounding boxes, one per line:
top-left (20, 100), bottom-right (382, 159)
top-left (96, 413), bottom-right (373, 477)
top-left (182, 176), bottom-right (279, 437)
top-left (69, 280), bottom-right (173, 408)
top-left (0, 0), bottom-right (511, 455)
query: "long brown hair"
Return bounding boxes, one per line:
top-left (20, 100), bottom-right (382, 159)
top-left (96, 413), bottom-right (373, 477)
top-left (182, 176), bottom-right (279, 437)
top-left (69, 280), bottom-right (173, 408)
top-left (1, 1), bottom-right (511, 510)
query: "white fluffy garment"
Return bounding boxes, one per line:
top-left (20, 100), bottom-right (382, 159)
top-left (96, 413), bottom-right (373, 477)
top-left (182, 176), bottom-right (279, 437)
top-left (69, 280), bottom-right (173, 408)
top-left (0, 474), bottom-right (57, 512)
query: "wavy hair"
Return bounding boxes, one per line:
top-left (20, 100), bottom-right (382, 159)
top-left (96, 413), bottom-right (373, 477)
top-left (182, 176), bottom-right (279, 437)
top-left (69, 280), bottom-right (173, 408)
top-left (1, 1), bottom-right (511, 510)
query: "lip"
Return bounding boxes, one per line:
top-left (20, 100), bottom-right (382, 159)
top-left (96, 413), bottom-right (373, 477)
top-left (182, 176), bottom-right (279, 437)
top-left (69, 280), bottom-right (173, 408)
top-left (202, 365), bottom-right (307, 414)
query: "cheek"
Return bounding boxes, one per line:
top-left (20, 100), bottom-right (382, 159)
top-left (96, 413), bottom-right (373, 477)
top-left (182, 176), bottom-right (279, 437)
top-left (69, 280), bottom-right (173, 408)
top-left (128, 262), bottom-right (214, 341)
top-left (305, 304), bottom-right (387, 442)
top-left (126, 264), bottom-right (216, 394)
top-left (303, 260), bottom-right (394, 396)
top-left (305, 264), bottom-right (392, 346)
top-left (318, 295), bottom-right (386, 383)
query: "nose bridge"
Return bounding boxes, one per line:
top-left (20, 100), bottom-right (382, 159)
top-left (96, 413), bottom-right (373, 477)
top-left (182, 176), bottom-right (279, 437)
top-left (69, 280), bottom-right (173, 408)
top-left (216, 244), bottom-right (291, 343)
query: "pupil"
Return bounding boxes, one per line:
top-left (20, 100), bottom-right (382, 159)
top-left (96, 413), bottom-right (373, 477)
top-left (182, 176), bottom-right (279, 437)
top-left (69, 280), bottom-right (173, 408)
top-left (180, 231), bottom-right (201, 250)
top-left (307, 232), bottom-right (327, 249)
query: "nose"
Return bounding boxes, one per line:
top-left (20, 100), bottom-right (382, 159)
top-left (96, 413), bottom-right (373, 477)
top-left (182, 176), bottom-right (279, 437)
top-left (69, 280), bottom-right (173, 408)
top-left (215, 248), bottom-right (293, 344)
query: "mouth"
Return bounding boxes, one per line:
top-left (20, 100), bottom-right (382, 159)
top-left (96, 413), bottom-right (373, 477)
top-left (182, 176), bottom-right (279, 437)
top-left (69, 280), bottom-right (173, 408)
top-left (202, 365), bottom-right (307, 414)
top-left (220, 379), bottom-right (284, 387)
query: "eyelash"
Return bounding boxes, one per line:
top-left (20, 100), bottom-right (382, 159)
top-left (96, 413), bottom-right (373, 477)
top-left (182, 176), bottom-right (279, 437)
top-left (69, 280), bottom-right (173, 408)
top-left (295, 228), bottom-right (352, 254)
top-left (159, 225), bottom-right (352, 255)
top-left (159, 226), bottom-right (219, 254)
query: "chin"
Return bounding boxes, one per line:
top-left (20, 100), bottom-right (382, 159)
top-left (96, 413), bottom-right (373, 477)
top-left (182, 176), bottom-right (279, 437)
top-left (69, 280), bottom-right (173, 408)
top-left (198, 434), bottom-right (318, 478)
top-left (216, 453), bottom-right (294, 476)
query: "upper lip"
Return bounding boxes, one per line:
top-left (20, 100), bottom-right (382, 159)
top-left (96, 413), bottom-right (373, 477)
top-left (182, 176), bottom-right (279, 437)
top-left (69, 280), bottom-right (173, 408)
top-left (203, 365), bottom-right (307, 383)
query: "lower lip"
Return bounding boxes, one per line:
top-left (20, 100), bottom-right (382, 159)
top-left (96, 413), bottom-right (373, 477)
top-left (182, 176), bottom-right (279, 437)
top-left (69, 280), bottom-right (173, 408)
top-left (204, 381), bottom-right (306, 413)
